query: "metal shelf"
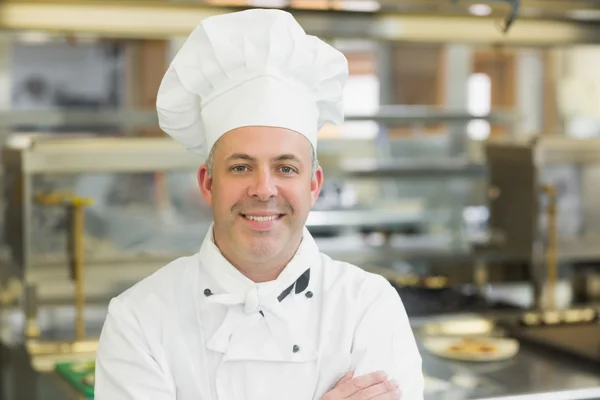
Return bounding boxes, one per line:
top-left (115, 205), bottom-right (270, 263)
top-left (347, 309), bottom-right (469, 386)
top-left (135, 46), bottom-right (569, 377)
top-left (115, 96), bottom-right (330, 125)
top-left (339, 158), bottom-right (487, 179)
top-left (3, 135), bottom-right (201, 173)
top-left (0, 110), bottom-right (158, 129)
top-left (2, 0), bottom-right (600, 44)
top-left (306, 209), bottom-right (424, 229)
top-left (0, 107), bottom-right (518, 129)
top-left (345, 106), bottom-right (518, 125)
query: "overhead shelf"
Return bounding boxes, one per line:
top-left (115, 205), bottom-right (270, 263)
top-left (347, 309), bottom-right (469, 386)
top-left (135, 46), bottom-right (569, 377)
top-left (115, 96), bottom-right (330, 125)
top-left (306, 209), bottom-right (425, 229)
top-left (345, 106), bottom-right (518, 125)
top-left (0, 110), bottom-right (158, 130)
top-left (0, 107), bottom-right (517, 129)
top-left (1, 0), bottom-right (600, 44)
top-left (340, 158), bottom-right (487, 179)
top-left (4, 133), bottom-right (488, 177)
top-left (487, 136), bottom-right (600, 165)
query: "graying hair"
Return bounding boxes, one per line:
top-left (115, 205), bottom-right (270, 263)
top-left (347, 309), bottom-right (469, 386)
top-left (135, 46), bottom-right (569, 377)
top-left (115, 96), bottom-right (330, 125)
top-left (206, 144), bottom-right (319, 179)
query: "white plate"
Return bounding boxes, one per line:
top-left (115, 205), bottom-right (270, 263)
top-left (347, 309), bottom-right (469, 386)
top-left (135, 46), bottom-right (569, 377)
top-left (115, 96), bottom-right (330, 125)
top-left (422, 318), bottom-right (495, 336)
top-left (423, 336), bottom-right (519, 362)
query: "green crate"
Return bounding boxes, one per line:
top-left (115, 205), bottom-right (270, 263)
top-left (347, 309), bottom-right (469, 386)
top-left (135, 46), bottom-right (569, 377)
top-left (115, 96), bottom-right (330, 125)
top-left (55, 361), bottom-right (95, 399)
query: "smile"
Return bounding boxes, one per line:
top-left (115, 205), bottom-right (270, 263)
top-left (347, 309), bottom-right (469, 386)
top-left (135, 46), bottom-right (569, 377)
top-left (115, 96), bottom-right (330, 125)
top-left (242, 214), bottom-right (284, 222)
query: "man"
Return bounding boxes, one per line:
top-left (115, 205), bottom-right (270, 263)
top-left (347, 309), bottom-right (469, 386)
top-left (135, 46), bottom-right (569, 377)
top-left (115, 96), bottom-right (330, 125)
top-left (95, 8), bottom-right (424, 400)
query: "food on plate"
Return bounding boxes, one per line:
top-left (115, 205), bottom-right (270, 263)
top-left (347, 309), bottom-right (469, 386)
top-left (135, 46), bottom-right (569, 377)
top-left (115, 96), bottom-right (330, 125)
top-left (424, 335), bottom-right (519, 362)
top-left (446, 338), bottom-right (498, 355)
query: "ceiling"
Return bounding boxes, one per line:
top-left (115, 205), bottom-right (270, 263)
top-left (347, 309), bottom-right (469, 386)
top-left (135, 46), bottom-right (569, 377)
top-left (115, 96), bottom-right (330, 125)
top-left (3, 0), bottom-right (600, 44)
top-left (192, 0), bottom-right (600, 21)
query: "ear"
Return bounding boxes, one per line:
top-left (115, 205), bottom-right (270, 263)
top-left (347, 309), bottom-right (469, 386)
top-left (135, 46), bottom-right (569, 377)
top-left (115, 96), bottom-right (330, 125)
top-left (310, 166), bottom-right (324, 206)
top-left (197, 165), bottom-right (213, 206)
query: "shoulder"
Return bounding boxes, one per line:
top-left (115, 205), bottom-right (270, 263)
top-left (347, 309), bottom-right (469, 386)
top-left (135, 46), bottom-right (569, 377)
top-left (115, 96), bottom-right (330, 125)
top-left (110, 254), bottom-right (198, 316)
top-left (318, 253), bottom-right (398, 305)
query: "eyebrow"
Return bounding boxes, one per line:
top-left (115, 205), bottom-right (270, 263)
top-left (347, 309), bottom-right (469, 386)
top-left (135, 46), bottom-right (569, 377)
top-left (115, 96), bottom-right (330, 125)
top-left (226, 153), bottom-right (256, 162)
top-left (273, 154), bottom-right (303, 164)
top-left (226, 153), bottom-right (303, 165)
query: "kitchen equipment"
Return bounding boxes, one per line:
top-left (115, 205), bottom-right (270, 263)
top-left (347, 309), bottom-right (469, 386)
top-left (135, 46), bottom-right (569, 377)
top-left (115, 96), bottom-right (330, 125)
top-left (390, 282), bottom-right (521, 317)
top-left (572, 270), bottom-right (600, 303)
top-left (518, 308), bottom-right (598, 327)
top-left (507, 321), bottom-right (600, 366)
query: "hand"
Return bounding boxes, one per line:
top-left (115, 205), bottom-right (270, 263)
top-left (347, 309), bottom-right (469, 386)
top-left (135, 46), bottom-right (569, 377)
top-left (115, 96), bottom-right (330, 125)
top-left (322, 370), bottom-right (401, 400)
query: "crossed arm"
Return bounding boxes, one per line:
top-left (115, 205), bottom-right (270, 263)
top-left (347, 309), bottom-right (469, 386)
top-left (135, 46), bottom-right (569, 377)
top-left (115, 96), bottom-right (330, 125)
top-left (95, 280), bottom-right (423, 400)
top-left (322, 278), bottom-right (424, 400)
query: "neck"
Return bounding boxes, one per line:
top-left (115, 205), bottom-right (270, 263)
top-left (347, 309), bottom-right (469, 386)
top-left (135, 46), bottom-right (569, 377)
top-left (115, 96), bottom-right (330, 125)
top-left (213, 230), bottom-right (303, 283)
top-left (234, 255), bottom-right (295, 283)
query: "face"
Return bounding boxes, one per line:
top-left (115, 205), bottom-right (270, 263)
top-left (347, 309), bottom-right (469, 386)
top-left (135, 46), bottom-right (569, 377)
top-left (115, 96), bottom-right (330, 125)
top-left (197, 126), bottom-right (323, 267)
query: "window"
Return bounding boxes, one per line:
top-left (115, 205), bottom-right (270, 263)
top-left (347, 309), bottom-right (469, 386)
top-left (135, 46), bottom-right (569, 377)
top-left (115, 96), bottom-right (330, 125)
top-left (467, 72), bottom-right (491, 140)
top-left (341, 74), bottom-right (380, 139)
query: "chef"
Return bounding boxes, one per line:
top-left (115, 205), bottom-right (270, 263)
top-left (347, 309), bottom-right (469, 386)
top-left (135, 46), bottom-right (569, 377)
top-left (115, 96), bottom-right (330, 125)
top-left (95, 8), bottom-right (424, 400)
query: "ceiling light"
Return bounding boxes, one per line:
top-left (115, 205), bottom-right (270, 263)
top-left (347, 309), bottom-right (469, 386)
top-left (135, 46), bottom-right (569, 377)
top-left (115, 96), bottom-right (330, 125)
top-left (16, 31), bottom-right (52, 44)
top-left (566, 9), bottom-right (600, 21)
top-left (468, 4), bottom-right (492, 16)
top-left (338, 0), bottom-right (380, 12)
top-left (249, 0), bottom-right (287, 7)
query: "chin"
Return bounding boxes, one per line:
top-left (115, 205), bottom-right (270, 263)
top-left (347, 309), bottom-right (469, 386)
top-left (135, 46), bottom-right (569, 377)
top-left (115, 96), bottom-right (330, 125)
top-left (243, 239), bottom-right (283, 261)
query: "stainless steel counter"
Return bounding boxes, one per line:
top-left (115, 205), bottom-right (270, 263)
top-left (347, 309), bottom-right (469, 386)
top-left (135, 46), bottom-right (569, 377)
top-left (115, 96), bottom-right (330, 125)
top-left (413, 313), bottom-right (600, 400)
top-left (2, 307), bottom-right (600, 400)
top-left (420, 341), bottom-right (600, 400)
top-left (27, 335), bottom-right (600, 400)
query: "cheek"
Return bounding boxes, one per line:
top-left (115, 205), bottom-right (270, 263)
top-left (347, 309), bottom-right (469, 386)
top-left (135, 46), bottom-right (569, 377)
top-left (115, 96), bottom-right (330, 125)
top-left (213, 181), bottom-right (244, 212)
top-left (281, 184), bottom-right (312, 212)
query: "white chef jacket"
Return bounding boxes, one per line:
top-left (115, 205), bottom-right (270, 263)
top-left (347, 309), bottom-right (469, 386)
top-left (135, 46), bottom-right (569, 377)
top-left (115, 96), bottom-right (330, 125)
top-left (95, 225), bottom-right (424, 400)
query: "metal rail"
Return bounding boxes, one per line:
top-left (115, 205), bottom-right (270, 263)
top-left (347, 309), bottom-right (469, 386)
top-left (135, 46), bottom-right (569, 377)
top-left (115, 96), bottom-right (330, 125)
top-left (0, 107), bottom-right (518, 130)
top-left (1, 0), bottom-right (600, 44)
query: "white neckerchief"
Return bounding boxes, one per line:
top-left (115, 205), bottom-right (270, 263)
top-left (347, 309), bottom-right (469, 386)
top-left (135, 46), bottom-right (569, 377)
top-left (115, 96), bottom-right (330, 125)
top-left (197, 224), bottom-right (320, 358)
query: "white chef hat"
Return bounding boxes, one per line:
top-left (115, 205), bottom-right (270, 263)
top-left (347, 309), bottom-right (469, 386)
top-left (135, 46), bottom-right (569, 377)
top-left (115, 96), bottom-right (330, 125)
top-left (156, 8), bottom-right (348, 161)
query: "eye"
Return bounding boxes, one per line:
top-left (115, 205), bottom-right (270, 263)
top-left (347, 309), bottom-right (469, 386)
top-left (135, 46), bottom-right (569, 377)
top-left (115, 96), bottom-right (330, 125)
top-left (279, 166), bottom-right (296, 174)
top-left (231, 165), bottom-right (248, 173)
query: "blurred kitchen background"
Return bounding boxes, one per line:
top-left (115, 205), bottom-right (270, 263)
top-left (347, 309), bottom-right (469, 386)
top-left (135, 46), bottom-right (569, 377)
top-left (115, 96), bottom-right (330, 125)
top-left (1, 0), bottom-right (600, 399)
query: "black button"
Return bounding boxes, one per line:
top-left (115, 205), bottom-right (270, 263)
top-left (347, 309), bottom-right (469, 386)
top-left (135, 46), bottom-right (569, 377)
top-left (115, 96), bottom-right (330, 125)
top-left (305, 291), bottom-right (313, 298)
top-left (293, 345), bottom-right (300, 353)
top-left (204, 288), bottom-right (213, 297)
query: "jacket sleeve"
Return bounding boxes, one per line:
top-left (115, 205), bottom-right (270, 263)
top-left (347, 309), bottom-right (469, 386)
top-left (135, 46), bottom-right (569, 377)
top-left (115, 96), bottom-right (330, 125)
top-left (350, 276), bottom-right (424, 400)
top-left (95, 297), bottom-right (176, 399)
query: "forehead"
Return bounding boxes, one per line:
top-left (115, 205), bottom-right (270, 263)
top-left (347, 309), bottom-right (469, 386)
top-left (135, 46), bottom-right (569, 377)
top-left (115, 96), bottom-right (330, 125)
top-left (214, 126), bottom-right (313, 160)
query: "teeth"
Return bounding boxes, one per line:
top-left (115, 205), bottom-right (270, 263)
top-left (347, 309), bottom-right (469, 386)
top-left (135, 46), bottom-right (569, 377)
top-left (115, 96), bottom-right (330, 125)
top-left (244, 215), bottom-right (278, 222)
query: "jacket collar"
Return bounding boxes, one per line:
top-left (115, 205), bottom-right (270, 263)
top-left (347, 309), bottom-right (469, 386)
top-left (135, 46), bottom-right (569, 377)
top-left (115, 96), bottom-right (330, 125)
top-left (195, 224), bottom-right (322, 360)
top-left (198, 223), bottom-right (320, 299)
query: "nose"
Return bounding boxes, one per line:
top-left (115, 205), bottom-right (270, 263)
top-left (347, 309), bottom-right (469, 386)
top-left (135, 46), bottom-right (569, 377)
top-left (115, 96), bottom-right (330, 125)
top-left (248, 169), bottom-right (278, 200)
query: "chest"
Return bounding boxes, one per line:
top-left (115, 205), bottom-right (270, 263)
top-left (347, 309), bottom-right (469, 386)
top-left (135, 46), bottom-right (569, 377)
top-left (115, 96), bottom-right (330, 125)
top-left (161, 296), bottom-right (356, 400)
